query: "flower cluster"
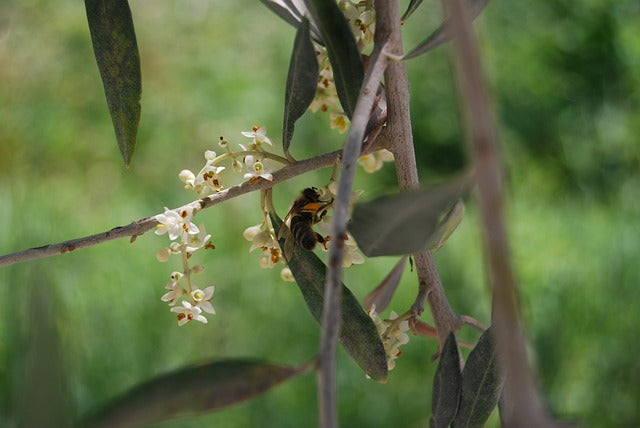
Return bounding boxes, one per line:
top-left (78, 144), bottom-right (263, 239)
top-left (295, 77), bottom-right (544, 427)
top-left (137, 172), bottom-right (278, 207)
top-left (155, 205), bottom-right (216, 326)
top-left (368, 305), bottom-right (411, 371)
top-left (243, 218), bottom-right (293, 281)
top-left (309, 3), bottom-right (394, 174)
top-left (178, 126), bottom-right (284, 198)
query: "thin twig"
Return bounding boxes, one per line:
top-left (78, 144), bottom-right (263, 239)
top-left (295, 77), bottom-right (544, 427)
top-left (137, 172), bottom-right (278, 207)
top-left (0, 149), bottom-right (349, 269)
top-left (376, 0), bottom-right (462, 347)
top-left (447, 0), bottom-right (557, 426)
top-left (317, 38), bottom-right (391, 428)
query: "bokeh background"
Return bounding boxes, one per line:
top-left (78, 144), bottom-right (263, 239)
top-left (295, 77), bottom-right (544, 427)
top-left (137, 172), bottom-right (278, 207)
top-left (1, 0), bottom-right (639, 426)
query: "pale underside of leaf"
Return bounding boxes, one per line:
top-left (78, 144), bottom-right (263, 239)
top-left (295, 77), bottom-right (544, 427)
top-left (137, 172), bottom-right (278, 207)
top-left (349, 176), bottom-right (469, 257)
top-left (404, 0), bottom-right (490, 60)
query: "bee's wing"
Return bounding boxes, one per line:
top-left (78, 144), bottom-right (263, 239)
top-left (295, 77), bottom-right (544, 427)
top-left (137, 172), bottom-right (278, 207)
top-left (284, 233), bottom-right (296, 260)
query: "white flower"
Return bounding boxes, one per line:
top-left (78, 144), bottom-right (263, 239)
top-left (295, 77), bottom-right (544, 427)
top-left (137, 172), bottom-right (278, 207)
top-left (155, 207), bottom-right (199, 241)
top-left (243, 222), bottom-right (264, 241)
top-left (185, 223), bottom-right (212, 253)
top-left (170, 301), bottom-right (208, 326)
top-left (161, 275), bottom-right (184, 306)
top-left (367, 306), bottom-right (411, 372)
top-left (358, 149), bottom-right (394, 173)
top-left (241, 125), bottom-right (272, 150)
top-left (243, 155), bottom-right (273, 182)
top-left (342, 234), bottom-right (364, 268)
top-left (191, 286), bottom-right (215, 314)
top-left (259, 247), bottom-right (283, 269)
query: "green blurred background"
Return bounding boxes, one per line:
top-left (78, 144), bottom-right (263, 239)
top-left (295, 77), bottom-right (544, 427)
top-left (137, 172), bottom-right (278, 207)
top-left (1, 0), bottom-right (639, 426)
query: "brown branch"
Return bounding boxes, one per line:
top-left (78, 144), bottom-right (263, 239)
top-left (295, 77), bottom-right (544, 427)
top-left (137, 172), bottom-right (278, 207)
top-left (317, 36), bottom-right (391, 428)
top-left (447, 0), bottom-right (557, 426)
top-left (377, 0), bottom-right (462, 346)
top-left (0, 149), bottom-right (345, 269)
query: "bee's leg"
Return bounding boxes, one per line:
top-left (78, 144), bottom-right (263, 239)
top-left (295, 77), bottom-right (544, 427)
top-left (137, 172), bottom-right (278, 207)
top-left (317, 233), bottom-right (330, 250)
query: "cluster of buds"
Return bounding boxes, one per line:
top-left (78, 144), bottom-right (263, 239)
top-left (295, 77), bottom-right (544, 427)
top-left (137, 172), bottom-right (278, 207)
top-left (368, 305), bottom-right (411, 371)
top-left (155, 205), bottom-right (216, 326)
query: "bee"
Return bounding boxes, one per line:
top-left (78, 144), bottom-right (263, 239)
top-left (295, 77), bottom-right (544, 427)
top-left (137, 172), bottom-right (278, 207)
top-left (279, 187), bottom-right (333, 259)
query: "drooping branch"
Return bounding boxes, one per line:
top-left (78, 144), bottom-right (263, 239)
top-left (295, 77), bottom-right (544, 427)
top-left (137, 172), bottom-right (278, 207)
top-left (446, 0), bottom-right (557, 426)
top-left (377, 0), bottom-right (462, 346)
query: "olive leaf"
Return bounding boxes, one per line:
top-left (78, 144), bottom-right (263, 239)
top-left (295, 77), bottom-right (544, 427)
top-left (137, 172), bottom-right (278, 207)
top-left (363, 256), bottom-right (407, 312)
top-left (430, 332), bottom-right (462, 428)
top-left (402, 0), bottom-right (425, 21)
top-left (283, 17), bottom-right (319, 155)
top-left (82, 359), bottom-right (308, 428)
top-left (348, 176), bottom-right (469, 257)
top-left (304, 0), bottom-right (363, 118)
top-left (452, 327), bottom-right (502, 427)
top-left (404, 0), bottom-right (490, 60)
top-left (429, 199), bottom-right (465, 252)
top-left (271, 213), bottom-right (388, 382)
top-left (85, 0), bottom-right (141, 165)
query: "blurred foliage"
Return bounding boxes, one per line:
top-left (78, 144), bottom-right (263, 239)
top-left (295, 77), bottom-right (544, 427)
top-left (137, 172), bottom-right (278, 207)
top-left (0, 0), bottom-right (639, 427)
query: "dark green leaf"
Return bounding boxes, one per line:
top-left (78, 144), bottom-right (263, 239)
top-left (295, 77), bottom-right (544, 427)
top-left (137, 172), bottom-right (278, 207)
top-left (85, 0), bottom-right (141, 165)
top-left (348, 176), bottom-right (469, 257)
top-left (271, 213), bottom-right (388, 382)
top-left (304, 0), bottom-right (363, 118)
top-left (431, 332), bottom-right (462, 428)
top-left (452, 327), bottom-right (502, 428)
top-left (83, 359), bottom-right (307, 428)
top-left (401, 0), bottom-right (425, 21)
top-left (363, 256), bottom-right (407, 312)
top-left (404, 0), bottom-right (490, 60)
top-left (283, 17), bottom-right (319, 155)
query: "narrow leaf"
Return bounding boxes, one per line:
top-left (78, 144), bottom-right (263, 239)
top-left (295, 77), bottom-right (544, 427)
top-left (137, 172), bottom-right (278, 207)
top-left (283, 17), bottom-right (319, 155)
top-left (401, 0), bottom-right (425, 21)
top-left (364, 256), bottom-right (407, 312)
top-left (431, 333), bottom-right (462, 428)
top-left (452, 327), bottom-right (502, 428)
top-left (430, 199), bottom-right (465, 252)
top-left (348, 176), bottom-right (469, 257)
top-left (404, 0), bottom-right (490, 60)
top-left (85, 0), bottom-right (141, 165)
top-left (304, 0), bottom-right (364, 118)
top-left (83, 359), bottom-right (307, 428)
top-left (259, 0), bottom-right (303, 28)
top-left (271, 213), bottom-right (388, 382)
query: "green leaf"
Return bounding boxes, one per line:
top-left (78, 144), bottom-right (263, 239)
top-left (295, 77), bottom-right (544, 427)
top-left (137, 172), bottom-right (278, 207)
top-left (404, 0), bottom-right (490, 60)
top-left (259, 0), bottom-right (304, 29)
top-left (452, 327), bottom-right (502, 428)
top-left (85, 0), bottom-right (141, 165)
top-left (271, 213), bottom-right (388, 382)
top-left (348, 176), bottom-right (469, 257)
top-left (401, 0), bottom-right (425, 21)
top-left (431, 332), bottom-right (462, 428)
top-left (363, 256), bottom-right (407, 312)
top-left (283, 17), bottom-right (319, 155)
top-left (82, 359), bottom-right (307, 428)
top-left (304, 0), bottom-right (363, 118)
top-left (429, 199), bottom-right (465, 252)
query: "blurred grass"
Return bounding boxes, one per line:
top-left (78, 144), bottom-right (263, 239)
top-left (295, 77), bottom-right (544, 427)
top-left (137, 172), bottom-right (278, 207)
top-left (1, 0), bottom-right (639, 427)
